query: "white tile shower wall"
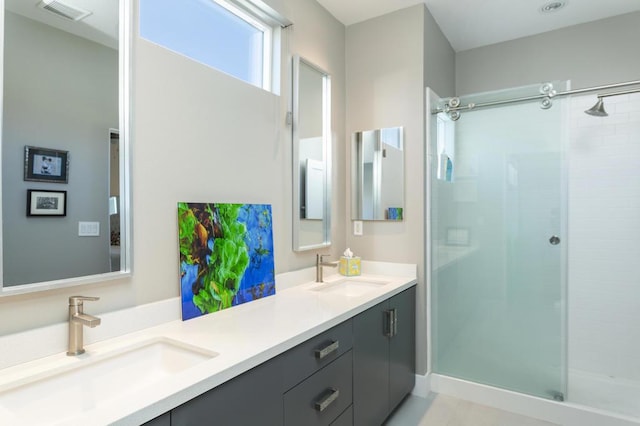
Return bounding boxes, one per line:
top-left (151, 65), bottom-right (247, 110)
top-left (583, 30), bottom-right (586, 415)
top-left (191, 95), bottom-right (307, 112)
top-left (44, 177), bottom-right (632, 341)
top-left (568, 93), bottom-right (640, 382)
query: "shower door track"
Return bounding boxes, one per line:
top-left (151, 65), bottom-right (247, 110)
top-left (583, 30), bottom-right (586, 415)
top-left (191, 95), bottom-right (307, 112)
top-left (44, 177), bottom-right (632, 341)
top-left (432, 78), bottom-right (640, 118)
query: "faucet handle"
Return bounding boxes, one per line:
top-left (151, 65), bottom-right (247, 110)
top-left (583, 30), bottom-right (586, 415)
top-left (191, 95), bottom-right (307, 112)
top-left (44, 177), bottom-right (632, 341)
top-left (69, 296), bottom-right (100, 306)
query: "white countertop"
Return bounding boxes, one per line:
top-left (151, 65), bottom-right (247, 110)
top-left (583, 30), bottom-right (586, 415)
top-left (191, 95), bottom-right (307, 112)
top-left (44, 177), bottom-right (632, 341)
top-left (0, 262), bottom-right (416, 425)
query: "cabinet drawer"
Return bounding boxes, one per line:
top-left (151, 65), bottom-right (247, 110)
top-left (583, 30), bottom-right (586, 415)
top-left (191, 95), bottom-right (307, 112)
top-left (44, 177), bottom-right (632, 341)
top-left (282, 319), bottom-right (352, 390)
top-left (331, 405), bottom-right (353, 426)
top-left (284, 351), bottom-right (353, 426)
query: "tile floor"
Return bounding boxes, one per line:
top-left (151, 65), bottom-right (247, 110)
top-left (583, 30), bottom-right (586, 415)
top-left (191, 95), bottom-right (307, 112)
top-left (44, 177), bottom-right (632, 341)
top-left (385, 394), bottom-right (560, 426)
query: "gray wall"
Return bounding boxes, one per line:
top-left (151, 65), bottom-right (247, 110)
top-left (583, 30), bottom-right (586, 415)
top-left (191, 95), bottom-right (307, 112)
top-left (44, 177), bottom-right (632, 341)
top-left (345, 4), bottom-right (455, 375)
top-left (456, 11), bottom-right (640, 95)
top-left (423, 7), bottom-right (456, 99)
top-left (2, 12), bottom-right (117, 285)
top-left (0, 0), bottom-right (346, 333)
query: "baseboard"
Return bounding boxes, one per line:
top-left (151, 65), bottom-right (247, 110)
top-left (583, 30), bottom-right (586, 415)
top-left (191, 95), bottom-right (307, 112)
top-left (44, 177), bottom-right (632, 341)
top-left (411, 372), bottom-right (431, 398)
top-left (430, 373), bottom-right (639, 426)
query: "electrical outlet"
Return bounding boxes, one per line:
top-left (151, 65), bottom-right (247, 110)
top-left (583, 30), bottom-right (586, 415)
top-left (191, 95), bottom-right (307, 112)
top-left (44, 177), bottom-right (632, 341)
top-left (353, 220), bottom-right (363, 236)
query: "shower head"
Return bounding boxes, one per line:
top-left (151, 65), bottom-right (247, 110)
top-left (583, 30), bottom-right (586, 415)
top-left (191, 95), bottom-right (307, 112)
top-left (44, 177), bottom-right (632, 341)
top-left (584, 97), bottom-right (608, 117)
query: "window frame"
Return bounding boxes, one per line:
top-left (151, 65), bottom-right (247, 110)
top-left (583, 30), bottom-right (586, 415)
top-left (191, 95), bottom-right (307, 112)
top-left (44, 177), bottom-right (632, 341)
top-left (211, 0), bottom-right (274, 91)
top-left (139, 0), bottom-right (288, 93)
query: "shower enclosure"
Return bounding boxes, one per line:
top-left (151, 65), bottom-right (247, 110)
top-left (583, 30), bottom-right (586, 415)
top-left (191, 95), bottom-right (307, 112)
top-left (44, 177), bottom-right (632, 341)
top-left (429, 81), bottom-right (640, 421)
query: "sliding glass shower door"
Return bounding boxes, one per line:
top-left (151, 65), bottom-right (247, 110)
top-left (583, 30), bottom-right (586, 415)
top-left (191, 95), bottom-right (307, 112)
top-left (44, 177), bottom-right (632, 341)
top-left (430, 84), bottom-right (567, 400)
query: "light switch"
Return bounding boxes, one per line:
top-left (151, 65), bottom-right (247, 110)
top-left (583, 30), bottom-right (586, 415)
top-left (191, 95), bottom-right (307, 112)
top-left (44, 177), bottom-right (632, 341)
top-left (78, 221), bottom-right (100, 236)
top-left (353, 220), bottom-right (363, 236)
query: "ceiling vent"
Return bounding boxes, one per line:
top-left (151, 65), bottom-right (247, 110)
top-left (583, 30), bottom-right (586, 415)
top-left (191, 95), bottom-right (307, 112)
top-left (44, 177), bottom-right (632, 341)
top-left (37, 0), bottom-right (93, 21)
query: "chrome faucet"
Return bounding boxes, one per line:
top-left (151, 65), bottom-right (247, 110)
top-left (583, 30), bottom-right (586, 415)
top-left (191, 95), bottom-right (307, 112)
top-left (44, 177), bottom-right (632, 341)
top-left (316, 254), bottom-right (338, 283)
top-left (67, 296), bottom-right (101, 356)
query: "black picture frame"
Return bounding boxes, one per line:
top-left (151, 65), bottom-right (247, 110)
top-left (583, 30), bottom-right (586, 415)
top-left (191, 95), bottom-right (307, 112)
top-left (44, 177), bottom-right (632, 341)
top-left (27, 189), bottom-right (67, 217)
top-left (24, 146), bottom-right (69, 183)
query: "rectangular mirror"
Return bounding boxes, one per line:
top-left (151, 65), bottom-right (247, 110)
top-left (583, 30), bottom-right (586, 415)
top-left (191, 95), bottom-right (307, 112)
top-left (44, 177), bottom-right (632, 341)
top-left (292, 55), bottom-right (331, 251)
top-left (0, 0), bottom-right (131, 295)
top-left (351, 127), bottom-right (404, 221)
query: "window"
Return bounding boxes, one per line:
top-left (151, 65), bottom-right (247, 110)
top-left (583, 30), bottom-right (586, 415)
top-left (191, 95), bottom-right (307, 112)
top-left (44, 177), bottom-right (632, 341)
top-left (140, 0), bottom-right (287, 92)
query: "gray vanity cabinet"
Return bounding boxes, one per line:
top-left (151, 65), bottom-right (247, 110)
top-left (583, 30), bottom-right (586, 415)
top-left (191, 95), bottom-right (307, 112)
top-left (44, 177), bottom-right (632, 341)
top-left (143, 285), bottom-right (415, 426)
top-left (142, 412), bottom-right (170, 426)
top-left (389, 287), bottom-right (416, 410)
top-left (170, 355), bottom-right (285, 426)
top-left (352, 287), bottom-right (416, 426)
top-left (331, 405), bottom-right (353, 426)
top-left (169, 321), bottom-right (352, 426)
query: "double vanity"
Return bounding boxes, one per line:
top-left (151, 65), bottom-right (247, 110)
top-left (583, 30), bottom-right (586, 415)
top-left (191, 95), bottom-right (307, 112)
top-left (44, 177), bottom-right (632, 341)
top-left (0, 262), bottom-right (416, 425)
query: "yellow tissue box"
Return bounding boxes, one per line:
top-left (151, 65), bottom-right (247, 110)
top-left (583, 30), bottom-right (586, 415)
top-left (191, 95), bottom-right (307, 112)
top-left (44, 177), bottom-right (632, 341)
top-left (339, 256), bottom-right (361, 276)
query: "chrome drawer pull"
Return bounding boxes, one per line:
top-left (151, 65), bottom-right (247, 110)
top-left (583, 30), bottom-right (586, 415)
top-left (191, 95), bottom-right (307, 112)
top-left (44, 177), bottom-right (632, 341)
top-left (392, 308), bottom-right (398, 337)
top-left (314, 388), bottom-right (340, 412)
top-left (315, 340), bottom-right (339, 359)
top-left (384, 309), bottom-right (398, 337)
top-left (384, 310), bottom-right (393, 337)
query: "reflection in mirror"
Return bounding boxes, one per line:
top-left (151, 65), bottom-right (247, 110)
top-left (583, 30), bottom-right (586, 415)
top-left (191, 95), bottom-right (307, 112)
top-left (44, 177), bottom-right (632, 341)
top-left (1, 0), bottom-right (130, 294)
top-left (351, 127), bottom-right (404, 221)
top-left (292, 55), bottom-right (331, 251)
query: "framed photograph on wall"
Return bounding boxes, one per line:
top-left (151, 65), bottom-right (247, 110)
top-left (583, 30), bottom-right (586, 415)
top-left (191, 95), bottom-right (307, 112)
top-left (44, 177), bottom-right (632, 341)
top-left (24, 146), bottom-right (69, 183)
top-left (27, 189), bottom-right (67, 217)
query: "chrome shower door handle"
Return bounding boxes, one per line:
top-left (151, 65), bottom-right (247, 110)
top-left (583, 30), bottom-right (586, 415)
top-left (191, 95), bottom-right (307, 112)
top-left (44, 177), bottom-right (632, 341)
top-left (549, 235), bottom-right (560, 245)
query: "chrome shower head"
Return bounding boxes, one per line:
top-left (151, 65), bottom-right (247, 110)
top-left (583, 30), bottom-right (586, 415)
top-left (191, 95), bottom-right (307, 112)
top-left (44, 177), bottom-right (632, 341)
top-left (584, 97), bottom-right (608, 117)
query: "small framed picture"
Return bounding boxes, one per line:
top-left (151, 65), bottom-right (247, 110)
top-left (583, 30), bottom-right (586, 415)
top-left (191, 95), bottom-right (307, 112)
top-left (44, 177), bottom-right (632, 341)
top-left (387, 207), bottom-right (403, 221)
top-left (27, 190), bottom-right (67, 217)
top-left (24, 146), bottom-right (69, 183)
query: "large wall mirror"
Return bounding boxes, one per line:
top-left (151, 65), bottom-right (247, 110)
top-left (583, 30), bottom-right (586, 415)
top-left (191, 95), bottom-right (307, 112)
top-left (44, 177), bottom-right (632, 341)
top-left (0, 0), bottom-right (131, 295)
top-left (351, 127), bottom-right (404, 221)
top-left (292, 55), bottom-right (331, 251)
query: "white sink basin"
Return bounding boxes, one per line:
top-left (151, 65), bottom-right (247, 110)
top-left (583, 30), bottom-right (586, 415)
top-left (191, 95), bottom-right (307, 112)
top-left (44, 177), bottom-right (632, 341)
top-left (310, 278), bottom-right (389, 297)
top-left (0, 337), bottom-right (217, 424)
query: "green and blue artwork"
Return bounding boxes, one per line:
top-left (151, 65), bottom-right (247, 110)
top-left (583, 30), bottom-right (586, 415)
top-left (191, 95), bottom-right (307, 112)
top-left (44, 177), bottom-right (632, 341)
top-left (178, 202), bottom-right (275, 321)
top-left (387, 207), bottom-right (403, 220)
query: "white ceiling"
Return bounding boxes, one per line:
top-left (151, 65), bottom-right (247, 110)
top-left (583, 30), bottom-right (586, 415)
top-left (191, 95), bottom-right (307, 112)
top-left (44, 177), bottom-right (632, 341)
top-left (317, 0), bottom-right (640, 52)
top-left (5, 0), bottom-right (118, 49)
top-left (8, 0), bottom-right (640, 53)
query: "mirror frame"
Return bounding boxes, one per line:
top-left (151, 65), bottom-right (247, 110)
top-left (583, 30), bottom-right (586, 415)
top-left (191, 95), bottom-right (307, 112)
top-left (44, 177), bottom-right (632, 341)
top-left (0, 0), bottom-right (132, 296)
top-left (292, 55), bottom-right (331, 251)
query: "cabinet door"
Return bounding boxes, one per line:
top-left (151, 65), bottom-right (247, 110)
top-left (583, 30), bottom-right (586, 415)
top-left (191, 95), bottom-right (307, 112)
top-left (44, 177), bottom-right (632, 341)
top-left (352, 300), bottom-right (389, 426)
top-left (389, 286), bottom-right (416, 412)
top-left (171, 356), bottom-right (284, 426)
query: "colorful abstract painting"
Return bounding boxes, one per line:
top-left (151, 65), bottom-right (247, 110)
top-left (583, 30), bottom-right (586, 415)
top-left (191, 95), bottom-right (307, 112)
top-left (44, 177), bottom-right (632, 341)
top-left (387, 207), bottom-right (403, 221)
top-left (178, 202), bottom-right (275, 321)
